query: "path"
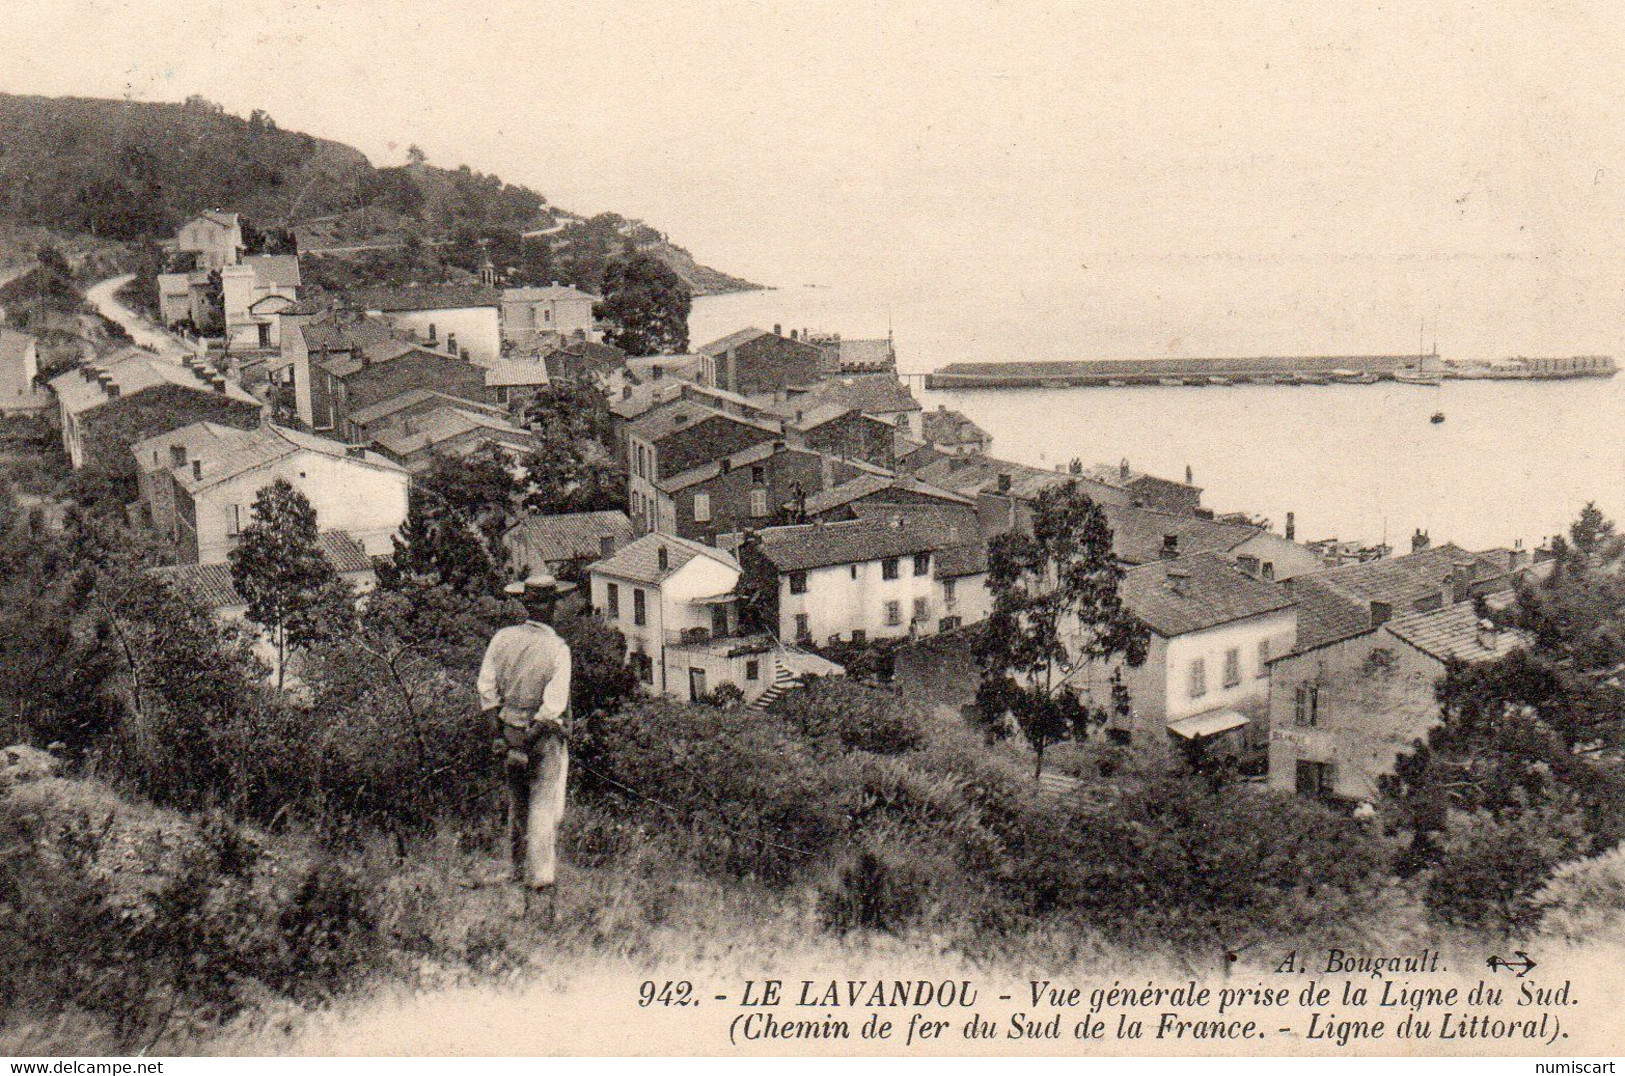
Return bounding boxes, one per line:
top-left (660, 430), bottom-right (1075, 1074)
top-left (84, 274), bottom-right (192, 358)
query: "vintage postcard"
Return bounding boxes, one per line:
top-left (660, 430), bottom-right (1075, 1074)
top-left (0, 0), bottom-right (1622, 1062)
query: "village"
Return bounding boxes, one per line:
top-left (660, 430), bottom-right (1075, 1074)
top-left (0, 205), bottom-right (1562, 808)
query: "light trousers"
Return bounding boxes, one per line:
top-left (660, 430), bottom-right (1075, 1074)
top-left (506, 734), bottom-right (568, 888)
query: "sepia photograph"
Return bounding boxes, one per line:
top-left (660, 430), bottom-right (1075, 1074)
top-left (0, 0), bottom-right (1622, 1061)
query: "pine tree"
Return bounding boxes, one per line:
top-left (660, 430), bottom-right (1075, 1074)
top-left (593, 252), bottom-right (691, 355)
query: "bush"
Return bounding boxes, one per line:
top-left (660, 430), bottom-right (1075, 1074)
top-left (772, 679), bottom-right (924, 755)
top-left (1425, 803), bottom-right (1589, 935)
top-left (818, 841), bottom-right (937, 934)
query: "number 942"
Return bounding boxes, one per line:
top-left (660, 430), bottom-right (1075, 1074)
top-left (638, 980), bottom-right (696, 1007)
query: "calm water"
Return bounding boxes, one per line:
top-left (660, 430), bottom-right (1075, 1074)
top-left (693, 284), bottom-right (1625, 551)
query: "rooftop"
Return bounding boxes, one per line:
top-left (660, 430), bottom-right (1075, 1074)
top-left (339, 284), bottom-right (502, 313)
top-left (345, 388), bottom-right (507, 429)
top-left (503, 284), bottom-right (600, 302)
top-left (132, 422), bottom-right (403, 492)
top-left (1385, 603), bottom-right (1532, 664)
top-left (1118, 552), bottom-right (1295, 638)
top-left (728, 513), bottom-right (962, 573)
top-left (1099, 504), bottom-right (1261, 565)
top-left (590, 532), bottom-right (739, 586)
top-left (505, 510), bottom-right (636, 567)
top-left (773, 375), bottom-right (922, 416)
top-left (799, 472), bottom-right (974, 517)
top-left (148, 531), bottom-right (372, 609)
top-left (49, 349), bottom-right (260, 414)
top-left (243, 254), bottom-right (301, 289)
top-left (922, 405), bottom-right (990, 446)
top-left (627, 398), bottom-right (781, 444)
top-left (368, 407), bottom-right (533, 459)
top-left (697, 327), bottom-right (773, 356)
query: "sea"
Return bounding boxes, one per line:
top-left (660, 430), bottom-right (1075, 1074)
top-left (691, 276), bottom-right (1625, 554)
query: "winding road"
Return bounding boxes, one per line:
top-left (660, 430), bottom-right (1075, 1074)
top-left (84, 273), bottom-right (193, 358)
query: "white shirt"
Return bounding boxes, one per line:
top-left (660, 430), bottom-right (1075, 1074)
top-left (477, 620), bottom-right (572, 726)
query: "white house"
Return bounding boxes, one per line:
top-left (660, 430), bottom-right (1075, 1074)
top-left (1071, 552), bottom-right (1297, 758)
top-left (727, 514), bottom-right (969, 647)
top-left (175, 211), bottom-right (244, 270)
top-left (0, 329), bottom-right (47, 414)
top-left (131, 421), bottom-right (409, 564)
top-left (501, 284), bottom-right (599, 343)
top-left (588, 532), bottom-right (838, 704)
top-left (220, 255), bottom-right (302, 350)
top-left (341, 285), bottom-right (503, 365)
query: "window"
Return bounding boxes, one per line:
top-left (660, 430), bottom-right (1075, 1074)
top-left (633, 651), bottom-right (653, 684)
top-left (794, 613), bottom-right (810, 641)
top-left (1223, 647), bottom-right (1241, 688)
top-left (226, 504), bottom-right (241, 536)
top-left (850, 564), bottom-right (858, 579)
top-left (943, 579), bottom-right (957, 605)
top-left (745, 659), bottom-right (760, 681)
top-left (711, 604), bottom-right (728, 639)
top-left (912, 597), bottom-right (930, 623)
top-left (788, 571), bottom-right (807, 595)
top-left (1257, 638), bottom-right (1271, 677)
top-left (749, 488), bottom-right (768, 517)
top-left (446, 332), bottom-right (458, 355)
top-left (1188, 657), bottom-right (1207, 699)
top-left (882, 557), bottom-right (899, 580)
top-left (633, 588), bottom-right (647, 626)
top-left (913, 552), bottom-right (930, 576)
top-left (1295, 761), bottom-right (1333, 798)
top-left (606, 583), bottom-right (620, 618)
top-left (1261, 561), bottom-right (1275, 581)
top-left (692, 492), bottom-right (711, 522)
top-left (751, 465), bottom-right (765, 483)
top-left (427, 323), bottom-right (437, 342)
top-left (1294, 683), bottom-right (1320, 727)
top-left (885, 601), bottom-right (902, 626)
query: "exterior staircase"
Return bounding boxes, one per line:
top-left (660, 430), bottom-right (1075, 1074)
top-left (749, 662), bottom-right (803, 710)
top-left (1036, 769), bottom-right (1084, 798)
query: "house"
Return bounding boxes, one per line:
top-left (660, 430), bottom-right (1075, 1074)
top-left (933, 539), bottom-right (991, 632)
top-left (175, 211), bottom-right (244, 270)
top-left (1072, 553), bottom-right (1298, 758)
top-left (338, 285), bottom-right (504, 365)
top-left (697, 327), bottom-right (825, 397)
top-left (917, 455), bottom-right (1133, 508)
top-left (285, 314), bottom-right (493, 435)
top-left (649, 440), bottom-right (883, 543)
top-left (481, 358), bottom-right (551, 412)
top-left (0, 329), bottom-right (48, 414)
top-left (501, 284), bottom-right (600, 343)
top-left (588, 532), bottom-right (841, 703)
top-left (365, 405), bottom-right (541, 474)
top-left (783, 404), bottom-right (898, 470)
top-left (156, 272), bottom-right (198, 326)
top-left (802, 331), bottom-right (898, 376)
top-left (540, 337), bottom-right (628, 384)
top-left (220, 255), bottom-right (301, 350)
top-left (728, 513), bottom-right (970, 647)
top-left (131, 422), bottom-right (409, 563)
top-left (148, 530), bottom-right (376, 680)
top-left (625, 399), bottom-right (783, 534)
top-left (504, 510), bottom-right (636, 582)
top-left (1265, 544), bottom-right (1515, 801)
top-left (769, 375), bottom-right (924, 439)
top-left (48, 349), bottom-right (263, 474)
top-left (800, 472), bottom-right (978, 524)
top-left (921, 405), bottom-right (992, 456)
top-left (342, 388), bottom-right (511, 447)
top-left (1083, 460), bottom-right (1204, 515)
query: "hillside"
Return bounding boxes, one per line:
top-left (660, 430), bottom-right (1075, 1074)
top-left (0, 92), bottom-right (759, 295)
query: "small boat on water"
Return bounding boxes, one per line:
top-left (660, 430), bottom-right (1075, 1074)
top-left (1207, 375), bottom-right (1232, 385)
top-left (1106, 379), bottom-right (1127, 387)
top-left (1249, 375), bottom-right (1280, 385)
top-left (1431, 411), bottom-right (1445, 424)
top-left (1157, 377), bottom-right (1186, 387)
top-left (1394, 369), bottom-right (1443, 386)
top-left (1294, 373), bottom-right (1329, 385)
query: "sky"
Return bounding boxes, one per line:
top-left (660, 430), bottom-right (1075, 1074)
top-left (4, 1), bottom-right (1624, 358)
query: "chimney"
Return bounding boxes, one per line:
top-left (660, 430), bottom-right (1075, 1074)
top-left (211, 376), bottom-right (227, 394)
top-left (1476, 619), bottom-right (1499, 651)
top-left (1448, 562), bottom-right (1474, 605)
top-left (1285, 511), bottom-right (1296, 541)
top-left (719, 457), bottom-right (731, 474)
top-left (81, 366), bottom-right (96, 382)
top-left (790, 329), bottom-right (799, 341)
top-left (106, 383), bottom-right (121, 399)
top-left (773, 323), bottom-right (782, 336)
top-left (1185, 464), bottom-right (1194, 485)
top-left (656, 545), bottom-right (669, 572)
top-left (794, 409), bottom-right (804, 423)
top-left (169, 445), bottom-right (187, 468)
top-left (1119, 457), bottom-right (1130, 482)
top-left (997, 472), bottom-right (1012, 493)
top-left (1160, 534), bottom-right (1179, 559)
top-left (1166, 565), bottom-right (1191, 596)
top-left (1369, 600), bottom-right (1392, 627)
top-left (1411, 527), bottom-right (1431, 554)
top-left (191, 459), bottom-right (202, 480)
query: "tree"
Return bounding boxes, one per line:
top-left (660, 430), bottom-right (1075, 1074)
top-left (593, 252), bottom-right (691, 356)
top-left (520, 380), bottom-right (626, 515)
top-left (973, 481), bottom-right (1148, 776)
top-left (229, 480), bottom-right (353, 692)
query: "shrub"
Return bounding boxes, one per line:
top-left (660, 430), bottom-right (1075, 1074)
top-left (1425, 802), bottom-right (1589, 935)
top-left (818, 840), bottom-right (936, 934)
top-left (772, 679), bottom-right (924, 755)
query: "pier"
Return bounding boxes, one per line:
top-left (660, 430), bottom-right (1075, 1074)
top-left (923, 354), bottom-right (1616, 390)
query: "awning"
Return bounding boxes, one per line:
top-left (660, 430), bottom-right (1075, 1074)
top-left (1167, 710), bottom-right (1250, 740)
top-left (689, 592), bottom-right (737, 605)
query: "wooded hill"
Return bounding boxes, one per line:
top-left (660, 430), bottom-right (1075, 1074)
top-left (0, 92), bottom-right (757, 295)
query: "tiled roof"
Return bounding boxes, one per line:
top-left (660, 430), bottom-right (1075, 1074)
top-left (800, 473), bottom-right (973, 517)
top-left (934, 541), bottom-right (989, 579)
top-left (506, 510), bottom-right (636, 567)
top-left (611, 378), bottom-right (685, 420)
top-left (244, 254), bottom-right (301, 289)
top-left (736, 514), bottom-right (960, 573)
top-left (149, 531), bottom-right (372, 609)
top-left (49, 350), bottom-right (260, 414)
top-left (346, 388), bottom-right (505, 428)
top-left (133, 422), bottom-right (403, 492)
top-left (590, 532), bottom-right (738, 586)
top-left (340, 285), bottom-right (502, 312)
top-left (1083, 462), bottom-right (1197, 493)
top-left (542, 339), bottom-right (629, 381)
top-left (628, 399), bottom-right (781, 444)
top-left (1281, 576), bottom-right (1376, 652)
top-left (832, 338), bottom-right (895, 370)
top-left (1119, 553), bottom-right (1295, 638)
top-left (773, 376), bottom-right (921, 417)
top-left (697, 327), bottom-right (772, 356)
top-left (922, 406), bottom-right (989, 446)
top-left (482, 360), bottom-right (551, 388)
top-left (195, 210), bottom-right (240, 230)
top-left (658, 442), bottom-right (804, 494)
top-left (1099, 504), bottom-right (1260, 565)
top-left (624, 354), bottom-right (700, 383)
top-left (298, 314), bottom-right (400, 353)
top-left (503, 284), bottom-right (600, 302)
top-left (1385, 603), bottom-right (1532, 664)
top-left (369, 407), bottom-right (534, 459)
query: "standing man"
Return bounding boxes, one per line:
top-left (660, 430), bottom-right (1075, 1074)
top-left (477, 571), bottom-right (574, 922)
